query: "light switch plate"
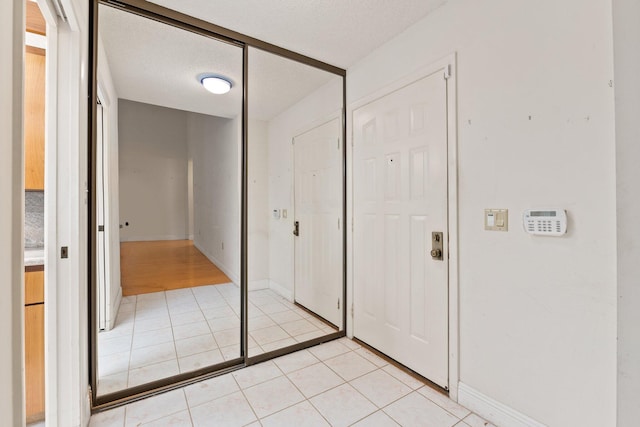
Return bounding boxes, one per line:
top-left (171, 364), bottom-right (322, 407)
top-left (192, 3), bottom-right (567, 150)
top-left (485, 209), bottom-right (508, 231)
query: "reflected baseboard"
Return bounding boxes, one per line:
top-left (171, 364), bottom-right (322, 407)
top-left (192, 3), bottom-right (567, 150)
top-left (249, 279), bottom-right (269, 291)
top-left (248, 279), bottom-right (293, 302)
top-left (269, 280), bottom-right (293, 302)
top-left (119, 235), bottom-right (190, 242)
top-left (193, 241), bottom-right (240, 284)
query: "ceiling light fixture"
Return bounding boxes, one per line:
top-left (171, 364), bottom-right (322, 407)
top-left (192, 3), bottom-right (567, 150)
top-left (199, 74), bottom-right (233, 95)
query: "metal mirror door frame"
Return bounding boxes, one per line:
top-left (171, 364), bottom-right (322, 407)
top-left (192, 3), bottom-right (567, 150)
top-left (88, 0), bottom-right (347, 411)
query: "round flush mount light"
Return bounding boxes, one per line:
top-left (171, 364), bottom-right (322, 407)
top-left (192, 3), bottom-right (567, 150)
top-left (199, 74), bottom-right (233, 95)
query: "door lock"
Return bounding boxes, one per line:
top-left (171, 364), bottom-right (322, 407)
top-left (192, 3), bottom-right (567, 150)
top-left (293, 221), bottom-right (300, 236)
top-left (431, 232), bottom-right (444, 260)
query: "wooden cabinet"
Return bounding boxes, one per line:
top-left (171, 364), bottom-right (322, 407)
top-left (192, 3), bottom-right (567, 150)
top-left (24, 269), bottom-right (45, 422)
top-left (24, 50), bottom-right (46, 191)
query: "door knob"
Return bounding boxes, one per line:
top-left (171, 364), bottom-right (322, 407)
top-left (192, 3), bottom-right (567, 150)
top-left (431, 231), bottom-right (444, 261)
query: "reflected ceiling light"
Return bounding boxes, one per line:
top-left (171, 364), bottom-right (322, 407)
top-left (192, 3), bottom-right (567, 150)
top-left (199, 74), bottom-right (233, 94)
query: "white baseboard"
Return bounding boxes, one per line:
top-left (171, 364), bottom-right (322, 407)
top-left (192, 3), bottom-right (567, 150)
top-left (458, 383), bottom-right (546, 427)
top-left (193, 241), bottom-right (240, 285)
top-left (249, 279), bottom-right (270, 291)
top-left (269, 280), bottom-right (293, 302)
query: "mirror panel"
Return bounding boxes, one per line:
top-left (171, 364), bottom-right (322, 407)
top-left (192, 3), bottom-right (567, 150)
top-left (247, 47), bottom-right (344, 357)
top-left (95, 4), bottom-right (243, 396)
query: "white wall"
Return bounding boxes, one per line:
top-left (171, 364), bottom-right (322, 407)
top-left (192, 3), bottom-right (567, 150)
top-left (188, 113), bottom-right (241, 283)
top-left (118, 99), bottom-right (190, 242)
top-left (248, 119), bottom-right (270, 288)
top-left (347, 0), bottom-right (616, 426)
top-left (613, 0), bottom-right (640, 425)
top-left (0, 0), bottom-right (24, 424)
top-left (267, 77), bottom-right (343, 295)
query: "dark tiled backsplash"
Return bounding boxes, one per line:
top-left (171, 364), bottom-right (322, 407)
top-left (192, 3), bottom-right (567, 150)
top-left (25, 191), bottom-right (44, 248)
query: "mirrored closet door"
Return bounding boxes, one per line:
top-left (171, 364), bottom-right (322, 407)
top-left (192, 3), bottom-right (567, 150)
top-left (90, 0), bottom-right (346, 407)
top-left (247, 47), bottom-right (345, 358)
top-left (93, 3), bottom-right (243, 398)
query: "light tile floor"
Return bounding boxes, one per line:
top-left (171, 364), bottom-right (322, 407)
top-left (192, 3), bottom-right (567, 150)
top-left (98, 285), bottom-right (336, 395)
top-left (90, 338), bottom-right (496, 427)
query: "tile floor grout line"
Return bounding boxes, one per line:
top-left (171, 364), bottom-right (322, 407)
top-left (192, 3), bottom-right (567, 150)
top-left (101, 289), bottom-right (348, 403)
top-left (192, 285), bottom-right (225, 365)
top-left (252, 362), bottom-right (305, 423)
top-left (231, 368), bottom-right (262, 425)
top-left (124, 295), bottom-right (138, 393)
top-left (93, 337), bottom-right (482, 427)
top-left (309, 345), bottom-right (441, 426)
top-left (318, 353), bottom-right (385, 414)
top-left (268, 356), bottom-right (335, 426)
top-left (162, 290), bottom-right (183, 376)
top-left (181, 388), bottom-right (196, 427)
top-left (416, 387), bottom-right (472, 420)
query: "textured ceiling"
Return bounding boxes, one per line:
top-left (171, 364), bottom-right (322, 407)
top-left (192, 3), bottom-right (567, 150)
top-left (148, 0), bottom-right (447, 69)
top-left (100, 5), bottom-right (338, 120)
top-left (99, 1), bottom-right (446, 120)
top-left (99, 6), bottom-right (243, 119)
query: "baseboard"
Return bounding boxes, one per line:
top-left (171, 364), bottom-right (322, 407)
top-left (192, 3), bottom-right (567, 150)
top-left (120, 235), bottom-right (189, 242)
top-left (458, 383), bottom-right (546, 427)
top-left (249, 279), bottom-right (270, 291)
top-left (269, 280), bottom-right (293, 302)
top-left (193, 241), bottom-right (240, 285)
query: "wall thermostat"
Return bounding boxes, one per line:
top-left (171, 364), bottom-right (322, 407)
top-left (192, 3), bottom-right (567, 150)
top-left (523, 209), bottom-right (567, 236)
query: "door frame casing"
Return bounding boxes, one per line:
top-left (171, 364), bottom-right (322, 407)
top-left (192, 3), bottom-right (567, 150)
top-left (346, 54), bottom-right (459, 400)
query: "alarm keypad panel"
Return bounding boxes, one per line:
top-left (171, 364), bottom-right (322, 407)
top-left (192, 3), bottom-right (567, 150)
top-left (523, 209), bottom-right (567, 236)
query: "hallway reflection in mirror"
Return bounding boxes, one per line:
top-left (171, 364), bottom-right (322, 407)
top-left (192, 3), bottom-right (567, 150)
top-left (94, 4), bottom-right (243, 396)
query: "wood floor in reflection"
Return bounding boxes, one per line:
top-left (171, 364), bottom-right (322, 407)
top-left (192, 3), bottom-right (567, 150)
top-left (120, 240), bottom-right (231, 296)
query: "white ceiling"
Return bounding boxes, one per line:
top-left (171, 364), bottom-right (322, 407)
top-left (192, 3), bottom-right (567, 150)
top-left (99, 1), bottom-right (446, 120)
top-left (147, 0), bottom-right (447, 69)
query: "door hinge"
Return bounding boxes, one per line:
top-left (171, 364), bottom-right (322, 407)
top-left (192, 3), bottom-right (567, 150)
top-left (351, 303), bottom-right (354, 317)
top-left (98, 225), bottom-right (104, 232)
top-left (337, 299), bottom-right (340, 309)
top-left (338, 218), bottom-right (340, 230)
top-left (444, 64), bottom-right (451, 80)
top-left (337, 138), bottom-right (340, 150)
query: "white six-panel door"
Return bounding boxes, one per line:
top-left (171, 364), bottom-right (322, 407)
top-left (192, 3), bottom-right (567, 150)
top-left (353, 71), bottom-right (449, 388)
top-left (294, 118), bottom-right (343, 328)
